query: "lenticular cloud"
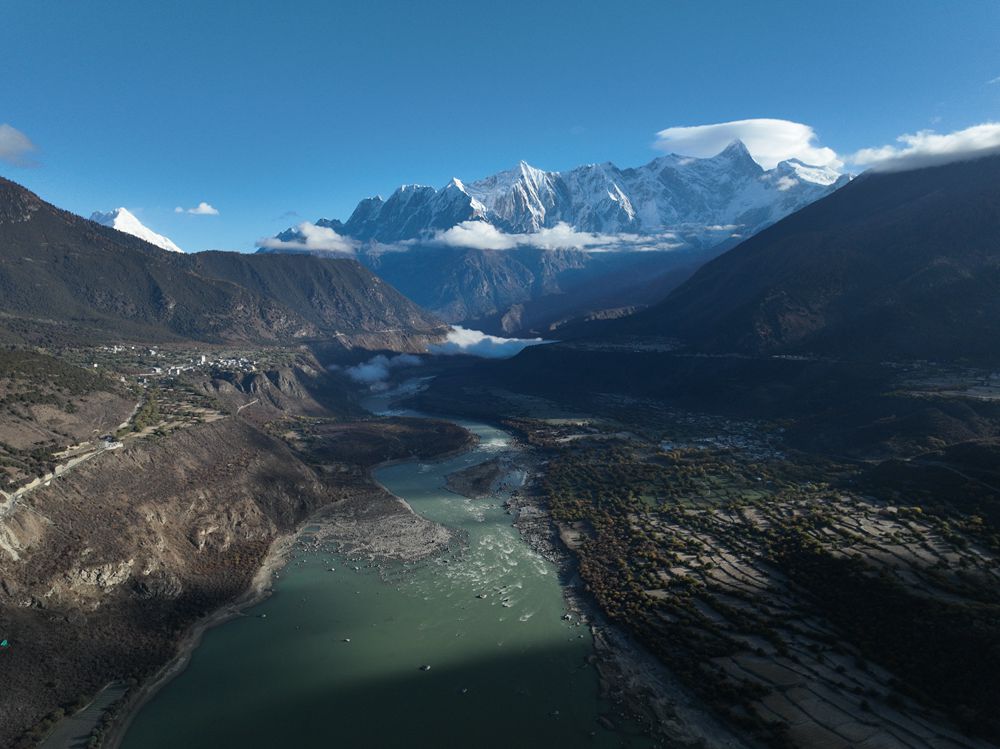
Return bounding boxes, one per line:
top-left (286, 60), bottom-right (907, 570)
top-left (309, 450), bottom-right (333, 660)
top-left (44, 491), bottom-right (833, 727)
top-left (654, 118), bottom-right (841, 170)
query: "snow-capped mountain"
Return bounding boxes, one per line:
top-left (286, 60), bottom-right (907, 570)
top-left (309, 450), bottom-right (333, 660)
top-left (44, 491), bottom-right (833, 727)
top-left (90, 207), bottom-right (184, 253)
top-left (261, 141), bottom-right (850, 334)
top-left (285, 140), bottom-right (848, 249)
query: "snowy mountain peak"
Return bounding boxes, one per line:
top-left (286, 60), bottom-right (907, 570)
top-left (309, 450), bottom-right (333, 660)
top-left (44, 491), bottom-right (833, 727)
top-left (517, 159), bottom-right (545, 176)
top-left (775, 158), bottom-right (846, 187)
top-left (89, 207), bottom-right (184, 253)
top-left (285, 143), bottom-right (849, 249)
top-left (720, 138), bottom-right (752, 157)
top-left (710, 139), bottom-right (763, 172)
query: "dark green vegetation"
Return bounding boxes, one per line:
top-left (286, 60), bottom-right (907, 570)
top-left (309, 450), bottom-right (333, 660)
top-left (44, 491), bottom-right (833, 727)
top-left (0, 177), bottom-right (445, 349)
top-left (289, 417), bottom-right (473, 469)
top-left (420, 345), bottom-right (1000, 457)
top-left (622, 153), bottom-right (1000, 361)
top-left (776, 540), bottom-right (1000, 739)
top-left (0, 349), bottom-right (132, 488)
top-left (0, 349), bottom-right (117, 403)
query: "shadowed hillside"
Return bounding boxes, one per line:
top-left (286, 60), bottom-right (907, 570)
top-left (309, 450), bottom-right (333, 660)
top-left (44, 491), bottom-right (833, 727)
top-left (0, 177), bottom-right (446, 350)
top-left (624, 153), bottom-right (1000, 362)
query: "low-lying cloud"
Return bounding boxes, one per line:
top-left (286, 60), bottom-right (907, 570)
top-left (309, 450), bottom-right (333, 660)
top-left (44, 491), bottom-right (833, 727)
top-left (435, 221), bottom-right (518, 250)
top-left (332, 353), bottom-right (422, 390)
top-left (654, 118), bottom-right (842, 170)
top-left (429, 326), bottom-right (547, 358)
top-left (850, 123), bottom-right (1000, 171)
top-left (332, 330), bottom-right (543, 391)
top-left (257, 221), bottom-right (360, 254)
top-left (431, 220), bottom-right (683, 253)
top-left (175, 202), bottom-right (220, 215)
top-left (0, 123), bottom-right (37, 168)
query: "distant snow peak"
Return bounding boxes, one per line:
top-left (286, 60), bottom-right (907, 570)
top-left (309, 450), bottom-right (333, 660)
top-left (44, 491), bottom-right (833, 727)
top-left (779, 158), bottom-right (843, 186)
top-left (90, 207), bottom-right (184, 253)
top-left (265, 141), bottom-right (850, 254)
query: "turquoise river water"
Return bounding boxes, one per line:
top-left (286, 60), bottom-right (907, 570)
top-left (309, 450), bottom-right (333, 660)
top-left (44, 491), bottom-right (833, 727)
top-left (121, 409), bottom-right (639, 748)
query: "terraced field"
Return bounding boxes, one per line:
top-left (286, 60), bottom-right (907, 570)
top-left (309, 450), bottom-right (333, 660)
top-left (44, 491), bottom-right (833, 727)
top-left (516, 414), bottom-right (1000, 748)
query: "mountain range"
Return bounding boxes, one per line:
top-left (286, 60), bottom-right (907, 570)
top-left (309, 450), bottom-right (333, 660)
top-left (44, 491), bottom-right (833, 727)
top-left (284, 140), bottom-right (846, 245)
top-left (260, 142), bottom-right (849, 333)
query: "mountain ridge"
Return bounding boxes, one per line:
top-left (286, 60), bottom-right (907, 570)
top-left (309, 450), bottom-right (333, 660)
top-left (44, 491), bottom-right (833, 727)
top-left (619, 152), bottom-right (1000, 363)
top-left (0, 177), bottom-right (446, 351)
top-left (274, 139), bottom-right (848, 249)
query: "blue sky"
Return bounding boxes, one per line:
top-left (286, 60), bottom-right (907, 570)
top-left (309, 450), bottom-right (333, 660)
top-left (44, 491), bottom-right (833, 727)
top-left (3, 0), bottom-right (999, 252)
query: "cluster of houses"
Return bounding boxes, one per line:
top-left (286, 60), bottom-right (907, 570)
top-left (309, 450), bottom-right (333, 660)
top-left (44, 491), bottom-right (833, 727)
top-left (134, 352), bottom-right (258, 381)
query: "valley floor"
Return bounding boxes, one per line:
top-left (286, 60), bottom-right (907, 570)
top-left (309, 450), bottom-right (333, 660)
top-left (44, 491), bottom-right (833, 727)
top-left (411, 356), bottom-right (1000, 749)
top-left (7, 343), bottom-right (1000, 749)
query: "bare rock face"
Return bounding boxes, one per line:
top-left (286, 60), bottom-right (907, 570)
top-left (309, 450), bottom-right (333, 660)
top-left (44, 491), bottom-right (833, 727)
top-left (73, 560), bottom-right (134, 588)
top-left (55, 560), bottom-right (136, 605)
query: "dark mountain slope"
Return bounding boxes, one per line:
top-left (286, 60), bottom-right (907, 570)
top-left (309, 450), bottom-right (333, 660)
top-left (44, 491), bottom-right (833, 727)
top-left (0, 177), bottom-right (444, 349)
top-left (626, 154), bottom-right (1000, 362)
top-left (182, 251), bottom-right (446, 348)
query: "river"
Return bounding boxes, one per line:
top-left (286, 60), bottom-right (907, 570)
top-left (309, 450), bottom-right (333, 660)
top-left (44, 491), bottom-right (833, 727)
top-left (121, 394), bottom-right (636, 748)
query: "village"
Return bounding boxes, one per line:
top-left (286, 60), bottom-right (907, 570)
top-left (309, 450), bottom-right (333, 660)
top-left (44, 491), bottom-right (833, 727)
top-left (0, 344), bottom-right (298, 501)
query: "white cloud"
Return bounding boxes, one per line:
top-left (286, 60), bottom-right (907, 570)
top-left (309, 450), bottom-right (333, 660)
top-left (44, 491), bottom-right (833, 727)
top-left (988, 76), bottom-right (1000, 85)
top-left (428, 326), bottom-right (547, 358)
top-left (775, 175), bottom-right (799, 191)
top-left (654, 118), bottom-right (841, 170)
top-left (256, 221), bottom-right (360, 255)
top-left (435, 221), bottom-right (519, 250)
top-left (175, 201), bottom-right (220, 215)
top-left (530, 223), bottom-right (620, 250)
top-left (850, 122), bottom-right (1000, 171)
top-left (430, 220), bottom-right (676, 253)
top-left (0, 123), bottom-right (37, 167)
top-left (336, 353), bottom-right (422, 389)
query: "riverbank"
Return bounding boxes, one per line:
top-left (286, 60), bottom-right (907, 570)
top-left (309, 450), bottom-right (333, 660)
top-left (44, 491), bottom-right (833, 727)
top-left (98, 428), bottom-right (475, 749)
top-left (101, 526), bottom-right (302, 749)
